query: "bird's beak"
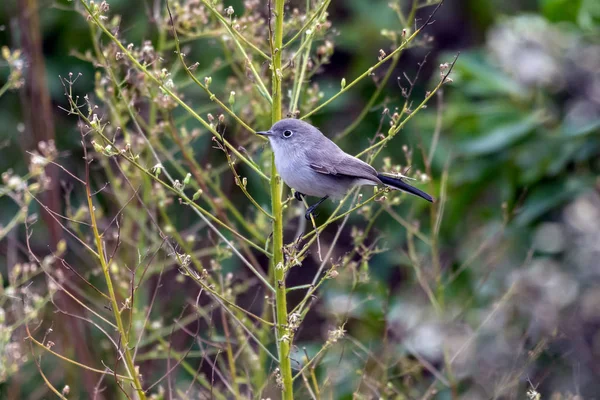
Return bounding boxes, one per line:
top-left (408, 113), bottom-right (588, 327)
top-left (256, 130), bottom-right (273, 137)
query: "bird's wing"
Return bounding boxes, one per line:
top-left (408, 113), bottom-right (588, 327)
top-left (306, 144), bottom-right (378, 182)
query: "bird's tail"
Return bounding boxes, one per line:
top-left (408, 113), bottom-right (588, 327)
top-left (377, 174), bottom-right (434, 202)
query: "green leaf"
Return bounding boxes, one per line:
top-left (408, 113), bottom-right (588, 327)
top-left (561, 119), bottom-right (600, 137)
top-left (514, 178), bottom-right (591, 226)
top-left (459, 113), bottom-right (544, 156)
top-left (540, 0), bottom-right (583, 23)
top-left (454, 54), bottom-right (527, 99)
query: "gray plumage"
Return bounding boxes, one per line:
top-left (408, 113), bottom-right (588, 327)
top-left (258, 119), bottom-right (433, 208)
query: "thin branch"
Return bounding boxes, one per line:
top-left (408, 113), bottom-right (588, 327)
top-left (301, 1), bottom-right (445, 120)
top-left (199, 0), bottom-right (272, 103)
top-left (166, 2), bottom-right (258, 135)
top-left (357, 52), bottom-right (459, 159)
top-left (79, 0), bottom-right (269, 181)
top-left (26, 327), bottom-right (69, 400)
top-left (282, 0), bottom-right (330, 49)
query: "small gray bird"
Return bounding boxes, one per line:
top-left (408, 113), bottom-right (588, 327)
top-left (258, 118), bottom-right (433, 219)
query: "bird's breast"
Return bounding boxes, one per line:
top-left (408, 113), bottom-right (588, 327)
top-left (274, 151), bottom-right (318, 195)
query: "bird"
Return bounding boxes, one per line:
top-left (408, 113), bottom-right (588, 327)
top-left (257, 118), bottom-right (433, 219)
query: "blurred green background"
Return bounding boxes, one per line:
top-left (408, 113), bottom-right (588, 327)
top-left (1, 0), bottom-right (600, 398)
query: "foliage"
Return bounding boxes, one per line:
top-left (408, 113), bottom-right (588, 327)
top-left (0, 0), bottom-right (599, 399)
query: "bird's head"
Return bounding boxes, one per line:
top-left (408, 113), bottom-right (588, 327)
top-left (257, 118), bottom-right (324, 154)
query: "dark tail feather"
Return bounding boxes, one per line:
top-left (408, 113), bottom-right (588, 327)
top-left (377, 174), bottom-right (434, 202)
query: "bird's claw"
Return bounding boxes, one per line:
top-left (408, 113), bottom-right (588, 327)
top-left (294, 191), bottom-right (305, 201)
top-left (305, 208), bottom-right (319, 220)
top-left (304, 195), bottom-right (328, 220)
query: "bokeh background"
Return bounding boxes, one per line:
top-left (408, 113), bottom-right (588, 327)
top-left (1, 0), bottom-right (599, 398)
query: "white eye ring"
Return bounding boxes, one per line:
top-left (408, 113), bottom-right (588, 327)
top-left (283, 130), bottom-right (293, 138)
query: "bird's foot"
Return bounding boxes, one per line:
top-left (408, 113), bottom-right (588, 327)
top-left (294, 191), bottom-right (305, 202)
top-left (304, 207), bottom-right (319, 220)
top-left (304, 195), bottom-right (329, 220)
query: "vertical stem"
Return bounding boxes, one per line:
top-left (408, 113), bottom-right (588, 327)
top-left (271, 0), bottom-right (294, 398)
top-left (85, 183), bottom-right (146, 399)
top-left (221, 301), bottom-right (240, 398)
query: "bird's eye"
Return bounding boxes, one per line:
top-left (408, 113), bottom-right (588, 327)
top-left (283, 130), bottom-right (293, 138)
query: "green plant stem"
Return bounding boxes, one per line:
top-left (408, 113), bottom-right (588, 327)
top-left (155, 338), bottom-right (228, 400)
top-left (166, 4), bottom-right (258, 135)
top-left (164, 29), bottom-right (222, 49)
top-left (0, 206), bottom-right (27, 241)
top-left (220, 140), bottom-right (274, 219)
top-left (69, 96), bottom-right (274, 298)
top-left (334, 0), bottom-right (420, 141)
top-left (200, 0), bottom-right (272, 103)
top-left (159, 207), bottom-right (273, 326)
top-left (26, 328), bottom-right (69, 400)
top-left (127, 178), bottom-right (274, 326)
top-left (148, 19), bottom-right (167, 130)
top-left (0, 80), bottom-right (12, 98)
top-left (282, 0), bottom-right (330, 49)
top-left (283, 27), bottom-right (317, 70)
top-left (85, 168), bottom-right (146, 398)
top-left (384, 204), bottom-right (432, 245)
top-left (219, 37), bottom-right (247, 81)
top-left (293, 188), bottom-right (385, 265)
top-left (156, 121), bottom-right (265, 241)
top-left (146, 164), bottom-right (269, 255)
top-left (290, 26), bottom-right (313, 114)
top-left (406, 228), bottom-right (441, 314)
top-left (292, 344), bottom-right (330, 381)
top-left (72, 91), bottom-right (270, 262)
top-left (301, 1), bottom-right (444, 120)
top-left (356, 54), bottom-right (458, 159)
top-left (310, 368), bottom-right (320, 398)
top-left (80, 0), bottom-right (269, 182)
top-left (271, 0), bottom-right (294, 398)
top-left (335, 51), bottom-right (400, 141)
top-left (95, 32), bottom-right (269, 293)
top-left (300, 189), bottom-right (384, 243)
top-left (432, 161), bottom-right (449, 303)
top-left (27, 331), bottom-right (133, 380)
top-left (202, 1), bottom-right (270, 61)
top-left (220, 293), bottom-right (241, 399)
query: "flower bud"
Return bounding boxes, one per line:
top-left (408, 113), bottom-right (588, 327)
top-left (192, 189), bottom-right (203, 201)
top-left (91, 140), bottom-right (103, 153)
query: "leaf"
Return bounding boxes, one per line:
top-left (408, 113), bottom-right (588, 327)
top-left (454, 54), bottom-right (527, 99)
top-left (561, 119), bottom-right (600, 137)
top-left (514, 178), bottom-right (591, 226)
top-left (540, 0), bottom-right (583, 23)
top-left (459, 113), bottom-right (544, 156)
